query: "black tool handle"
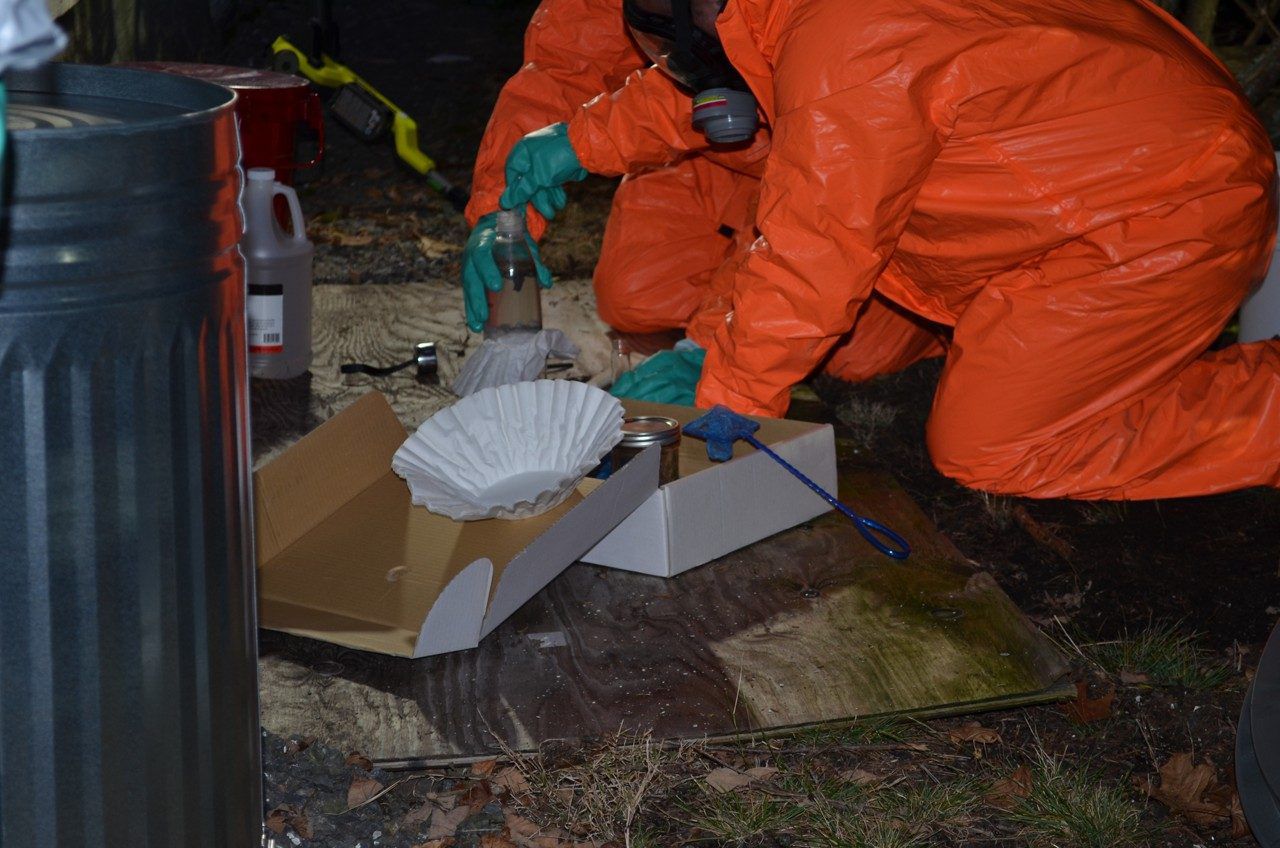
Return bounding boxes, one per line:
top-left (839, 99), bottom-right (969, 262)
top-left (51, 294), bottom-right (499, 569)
top-left (339, 357), bottom-right (415, 377)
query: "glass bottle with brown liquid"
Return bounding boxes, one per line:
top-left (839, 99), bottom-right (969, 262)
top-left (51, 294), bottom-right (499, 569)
top-left (486, 210), bottom-right (543, 338)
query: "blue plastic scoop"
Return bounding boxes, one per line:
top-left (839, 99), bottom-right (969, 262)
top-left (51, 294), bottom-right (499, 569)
top-left (683, 406), bottom-right (911, 560)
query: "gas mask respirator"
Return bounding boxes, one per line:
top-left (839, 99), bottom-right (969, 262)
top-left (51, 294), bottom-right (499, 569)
top-left (623, 0), bottom-right (759, 144)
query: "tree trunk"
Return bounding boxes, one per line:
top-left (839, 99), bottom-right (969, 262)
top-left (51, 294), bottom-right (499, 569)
top-left (57, 0), bottom-right (218, 63)
top-left (1186, 0), bottom-right (1221, 46)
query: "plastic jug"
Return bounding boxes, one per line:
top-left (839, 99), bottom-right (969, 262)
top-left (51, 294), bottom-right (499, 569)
top-left (1240, 152), bottom-right (1280, 343)
top-left (243, 166), bottom-right (314, 378)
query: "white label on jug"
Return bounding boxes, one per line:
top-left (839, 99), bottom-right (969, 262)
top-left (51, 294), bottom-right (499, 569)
top-left (248, 284), bottom-right (284, 354)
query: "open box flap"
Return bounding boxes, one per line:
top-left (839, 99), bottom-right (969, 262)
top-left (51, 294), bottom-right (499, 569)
top-left (255, 390), bottom-right (662, 658)
top-left (480, 445), bottom-right (659, 639)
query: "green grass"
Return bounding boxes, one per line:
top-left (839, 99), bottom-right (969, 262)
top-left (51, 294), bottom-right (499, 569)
top-left (1084, 621), bottom-right (1232, 690)
top-left (684, 791), bottom-right (801, 843)
top-left (1004, 750), bottom-right (1152, 848)
top-left (876, 778), bottom-right (983, 829)
top-left (807, 812), bottom-right (931, 848)
top-left (783, 716), bottom-right (919, 750)
top-left (778, 767), bottom-right (871, 806)
top-left (778, 767), bottom-right (981, 847)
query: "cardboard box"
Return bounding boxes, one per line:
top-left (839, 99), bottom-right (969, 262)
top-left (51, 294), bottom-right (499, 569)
top-left (253, 391), bottom-right (659, 658)
top-left (584, 400), bottom-right (836, 577)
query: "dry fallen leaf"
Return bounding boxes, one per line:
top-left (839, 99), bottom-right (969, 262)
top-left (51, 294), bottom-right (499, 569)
top-left (479, 835), bottom-right (518, 848)
top-left (461, 779), bottom-right (495, 811)
top-left (404, 801), bottom-right (435, 828)
top-left (493, 766), bottom-right (532, 795)
top-left (838, 768), bottom-right (882, 786)
top-left (282, 736), bottom-right (316, 756)
top-left (412, 840), bottom-right (455, 848)
top-left (471, 758), bottom-right (499, 777)
top-left (986, 764), bottom-right (1034, 809)
top-left (345, 751), bottom-right (374, 772)
top-left (428, 805), bottom-right (471, 840)
top-left (949, 721), bottom-right (1002, 745)
top-left (265, 804), bottom-right (312, 838)
top-left (265, 806), bottom-right (289, 835)
top-left (505, 811), bottom-right (541, 838)
top-left (310, 222), bottom-right (376, 247)
top-left (1231, 792), bottom-right (1252, 839)
top-left (418, 235), bottom-right (456, 259)
top-left (1141, 753), bottom-right (1234, 827)
top-left (405, 793), bottom-right (456, 828)
top-left (705, 766), bottom-right (775, 792)
top-left (1063, 681), bottom-right (1115, 723)
top-left (705, 767), bottom-right (754, 792)
top-left (347, 774), bottom-right (384, 808)
top-left (1120, 670), bottom-right (1151, 685)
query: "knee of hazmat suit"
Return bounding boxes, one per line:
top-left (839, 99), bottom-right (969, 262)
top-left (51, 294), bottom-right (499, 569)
top-left (594, 155), bottom-right (761, 333)
top-left (557, 0), bottom-right (1278, 498)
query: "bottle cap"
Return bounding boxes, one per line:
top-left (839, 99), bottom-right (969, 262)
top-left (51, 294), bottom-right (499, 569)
top-left (247, 167), bottom-right (276, 182)
top-left (495, 209), bottom-right (526, 235)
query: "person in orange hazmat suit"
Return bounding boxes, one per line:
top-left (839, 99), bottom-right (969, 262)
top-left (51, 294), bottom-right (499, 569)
top-left (461, 0), bottom-right (1280, 500)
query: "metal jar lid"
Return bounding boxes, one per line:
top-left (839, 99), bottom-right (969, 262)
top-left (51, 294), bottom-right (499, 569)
top-left (619, 416), bottom-right (681, 448)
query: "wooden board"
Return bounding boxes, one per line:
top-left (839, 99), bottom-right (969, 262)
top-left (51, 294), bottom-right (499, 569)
top-left (257, 454), bottom-right (1070, 764)
top-left (254, 280), bottom-right (1070, 764)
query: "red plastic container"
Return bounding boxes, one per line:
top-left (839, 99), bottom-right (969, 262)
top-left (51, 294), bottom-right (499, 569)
top-left (121, 62), bottom-right (324, 185)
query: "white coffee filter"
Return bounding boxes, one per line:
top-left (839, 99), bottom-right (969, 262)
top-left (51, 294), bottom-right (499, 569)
top-left (391, 380), bottom-right (625, 520)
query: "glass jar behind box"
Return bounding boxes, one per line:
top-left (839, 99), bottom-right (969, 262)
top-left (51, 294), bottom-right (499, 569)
top-left (612, 416), bottom-right (681, 485)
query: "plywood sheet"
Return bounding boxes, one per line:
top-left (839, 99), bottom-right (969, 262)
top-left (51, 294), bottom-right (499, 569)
top-left (258, 461), bottom-right (1070, 763)
top-left (254, 282), bottom-right (1069, 762)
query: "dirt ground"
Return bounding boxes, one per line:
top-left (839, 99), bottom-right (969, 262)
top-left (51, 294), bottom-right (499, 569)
top-left (222, 2), bottom-right (1280, 846)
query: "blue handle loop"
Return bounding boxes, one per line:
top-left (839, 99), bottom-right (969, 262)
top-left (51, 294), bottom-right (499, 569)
top-left (743, 434), bottom-right (912, 560)
top-left (847, 514), bottom-right (912, 561)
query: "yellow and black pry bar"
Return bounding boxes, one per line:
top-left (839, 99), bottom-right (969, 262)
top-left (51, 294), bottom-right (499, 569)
top-left (271, 35), bottom-right (469, 212)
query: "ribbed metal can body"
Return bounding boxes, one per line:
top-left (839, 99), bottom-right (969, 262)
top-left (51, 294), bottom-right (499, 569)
top-left (0, 65), bottom-right (260, 847)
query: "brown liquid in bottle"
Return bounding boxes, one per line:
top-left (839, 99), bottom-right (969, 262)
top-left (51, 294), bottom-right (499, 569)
top-left (486, 210), bottom-right (543, 338)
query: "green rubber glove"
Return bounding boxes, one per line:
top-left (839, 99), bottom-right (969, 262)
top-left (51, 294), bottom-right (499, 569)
top-left (460, 212), bottom-right (554, 334)
top-left (611, 347), bottom-right (708, 407)
top-left (499, 123), bottom-right (588, 221)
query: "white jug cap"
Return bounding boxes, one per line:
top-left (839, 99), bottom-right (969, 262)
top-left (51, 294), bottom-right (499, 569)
top-left (247, 167), bottom-right (276, 182)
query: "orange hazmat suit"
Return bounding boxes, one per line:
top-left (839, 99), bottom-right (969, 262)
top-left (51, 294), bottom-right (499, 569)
top-left (467, 0), bottom-right (1279, 499)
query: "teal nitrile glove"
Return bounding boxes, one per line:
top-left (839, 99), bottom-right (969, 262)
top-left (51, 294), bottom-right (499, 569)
top-left (610, 347), bottom-right (708, 407)
top-left (499, 123), bottom-right (588, 221)
top-left (460, 212), bottom-right (554, 333)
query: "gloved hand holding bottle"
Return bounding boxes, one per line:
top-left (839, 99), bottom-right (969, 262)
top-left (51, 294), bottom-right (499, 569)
top-left (499, 123), bottom-right (589, 220)
top-left (610, 340), bottom-right (707, 406)
top-left (460, 211), bottom-right (553, 334)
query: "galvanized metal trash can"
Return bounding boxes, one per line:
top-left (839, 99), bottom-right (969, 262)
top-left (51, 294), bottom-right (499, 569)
top-left (1238, 620), bottom-right (1280, 846)
top-left (0, 65), bottom-right (260, 847)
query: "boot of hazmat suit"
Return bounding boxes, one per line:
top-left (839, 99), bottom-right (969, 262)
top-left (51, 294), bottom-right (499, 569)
top-left (469, 0), bottom-right (1279, 500)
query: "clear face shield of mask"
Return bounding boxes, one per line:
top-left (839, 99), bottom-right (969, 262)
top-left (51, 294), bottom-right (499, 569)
top-left (623, 0), bottom-right (759, 144)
